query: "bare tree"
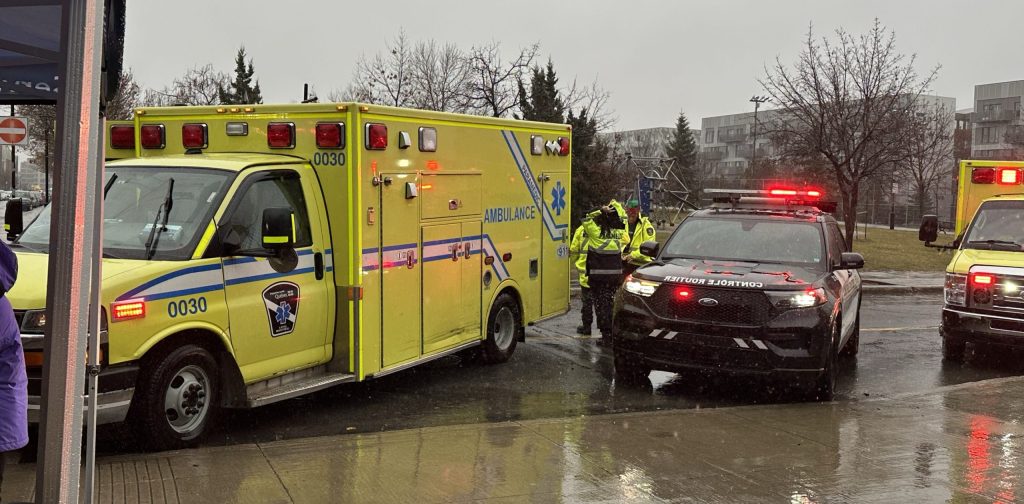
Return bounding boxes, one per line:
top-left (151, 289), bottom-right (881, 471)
top-left (105, 67), bottom-right (141, 120)
top-left (411, 40), bottom-right (470, 112)
top-left (143, 64), bottom-right (230, 106)
top-left (350, 31), bottom-right (415, 107)
top-left (464, 41), bottom-right (538, 117)
top-left (562, 77), bottom-right (616, 131)
top-left (898, 102), bottom-right (954, 216)
top-left (761, 20), bottom-right (939, 248)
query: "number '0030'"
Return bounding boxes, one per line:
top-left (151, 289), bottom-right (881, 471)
top-left (167, 297), bottom-right (208, 318)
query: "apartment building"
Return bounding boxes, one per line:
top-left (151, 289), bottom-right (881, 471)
top-left (971, 80), bottom-right (1024, 159)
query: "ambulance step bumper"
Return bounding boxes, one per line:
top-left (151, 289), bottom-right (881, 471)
top-left (246, 368), bottom-right (357, 408)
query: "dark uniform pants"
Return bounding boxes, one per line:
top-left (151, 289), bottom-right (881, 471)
top-left (590, 279), bottom-right (618, 339)
top-left (580, 287), bottom-right (594, 328)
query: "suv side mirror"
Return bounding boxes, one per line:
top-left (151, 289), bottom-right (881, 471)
top-left (839, 252), bottom-right (864, 270)
top-left (4, 199), bottom-right (24, 240)
top-left (261, 207), bottom-right (295, 250)
top-left (639, 240), bottom-right (660, 259)
top-left (919, 214), bottom-right (938, 243)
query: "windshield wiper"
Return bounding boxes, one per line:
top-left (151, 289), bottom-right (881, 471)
top-left (144, 178), bottom-right (174, 260)
top-left (104, 173), bottom-right (118, 197)
top-left (967, 239), bottom-right (1020, 249)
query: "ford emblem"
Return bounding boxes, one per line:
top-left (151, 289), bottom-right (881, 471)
top-left (698, 298), bottom-right (719, 307)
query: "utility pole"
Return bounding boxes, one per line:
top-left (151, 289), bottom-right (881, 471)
top-left (9, 104), bottom-right (15, 192)
top-left (749, 96), bottom-right (770, 180)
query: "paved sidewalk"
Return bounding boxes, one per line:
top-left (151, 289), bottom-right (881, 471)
top-left (4, 375), bottom-right (1023, 503)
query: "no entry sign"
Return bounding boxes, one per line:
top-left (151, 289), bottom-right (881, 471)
top-left (0, 116), bottom-right (30, 146)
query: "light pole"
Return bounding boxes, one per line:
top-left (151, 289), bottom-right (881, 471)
top-left (749, 95), bottom-right (770, 180)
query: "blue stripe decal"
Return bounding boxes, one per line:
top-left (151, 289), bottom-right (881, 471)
top-left (118, 263), bottom-right (223, 301)
top-left (510, 132), bottom-right (568, 233)
top-left (501, 131), bottom-right (564, 240)
top-left (225, 267), bottom-right (317, 286)
top-left (143, 284), bottom-right (225, 302)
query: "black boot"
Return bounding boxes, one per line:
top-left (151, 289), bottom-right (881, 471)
top-left (576, 324), bottom-right (592, 335)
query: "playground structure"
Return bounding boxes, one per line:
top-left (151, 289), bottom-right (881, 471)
top-left (615, 153), bottom-right (699, 226)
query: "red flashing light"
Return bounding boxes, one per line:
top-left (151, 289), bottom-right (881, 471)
top-left (420, 184), bottom-right (433, 190)
top-left (769, 189), bottom-right (798, 196)
top-left (806, 190), bottom-right (822, 198)
top-left (998, 168), bottom-right (1020, 185)
top-left (182, 123), bottom-right (208, 149)
top-left (972, 168), bottom-right (995, 184)
top-left (676, 287), bottom-right (692, 299)
top-left (426, 160), bottom-right (440, 171)
top-left (366, 123), bottom-right (387, 150)
top-left (267, 122), bottom-right (295, 148)
top-left (315, 122), bottom-right (344, 149)
top-left (110, 125), bottom-right (135, 149)
top-left (140, 124), bottom-right (165, 149)
top-left (558, 137), bottom-right (570, 156)
top-left (973, 274), bottom-right (994, 285)
top-left (111, 299), bottom-right (146, 322)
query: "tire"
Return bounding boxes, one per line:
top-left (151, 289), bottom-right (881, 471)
top-left (613, 349), bottom-right (650, 384)
top-left (131, 344), bottom-right (219, 451)
top-left (840, 309), bottom-right (860, 358)
top-left (942, 333), bottom-right (966, 363)
top-left (481, 293), bottom-right (520, 364)
top-left (809, 323), bottom-right (839, 401)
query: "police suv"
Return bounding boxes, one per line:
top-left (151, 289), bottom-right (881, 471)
top-left (612, 189), bottom-right (864, 399)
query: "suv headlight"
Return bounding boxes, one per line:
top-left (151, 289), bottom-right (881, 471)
top-left (624, 275), bottom-right (661, 297)
top-left (766, 288), bottom-right (827, 309)
top-left (945, 273), bottom-right (967, 307)
top-left (21, 310), bottom-right (47, 333)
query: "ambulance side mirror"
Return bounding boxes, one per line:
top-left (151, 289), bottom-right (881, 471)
top-left (261, 207), bottom-right (295, 250)
top-left (4, 199), bottom-right (24, 240)
top-left (639, 240), bottom-right (659, 259)
top-left (918, 214), bottom-right (938, 244)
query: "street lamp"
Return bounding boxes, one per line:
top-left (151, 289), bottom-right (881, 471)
top-left (749, 95), bottom-right (770, 180)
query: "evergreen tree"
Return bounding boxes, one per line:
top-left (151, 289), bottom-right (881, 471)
top-left (568, 107), bottom-right (624, 226)
top-left (666, 111), bottom-right (698, 173)
top-left (218, 47), bottom-right (263, 105)
top-left (517, 60), bottom-right (565, 124)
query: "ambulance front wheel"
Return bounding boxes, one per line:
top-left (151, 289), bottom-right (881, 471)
top-left (131, 344), bottom-right (220, 451)
top-left (481, 293), bottom-right (521, 364)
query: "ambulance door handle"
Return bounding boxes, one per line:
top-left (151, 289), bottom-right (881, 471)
top-left (314, 252), bottom-right (325, 280)
top-left (383, 176), bottom-right (393, 186)
top-left (538, 174), bottom-right (550, 182)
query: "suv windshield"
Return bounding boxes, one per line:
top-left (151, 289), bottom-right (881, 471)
top-left (662, 216), bottom-right (826, 266)
top-left (963, 201), bottom-right (1024, 251)
top-left (17, 166), bottom-right (233, 260)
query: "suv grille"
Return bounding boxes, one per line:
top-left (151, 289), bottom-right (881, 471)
top-left (646, 286), bottom-right (771, 325)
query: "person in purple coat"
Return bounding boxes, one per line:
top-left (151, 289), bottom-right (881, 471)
top-left (0, 238), bottom-right (24, 497)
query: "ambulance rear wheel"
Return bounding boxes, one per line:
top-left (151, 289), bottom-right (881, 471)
top-left (481, 294), bottom-right (520, 364)
top-left (132, 344), bottom-right (219, 451)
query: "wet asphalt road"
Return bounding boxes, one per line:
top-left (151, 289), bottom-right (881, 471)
top-left (94, 292), bottom-right (1024, 454)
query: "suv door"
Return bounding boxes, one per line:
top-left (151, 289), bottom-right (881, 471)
top-left (218, 167), bottom-right (333, 382)
top-left (827, 223), bottom-right (860, 341)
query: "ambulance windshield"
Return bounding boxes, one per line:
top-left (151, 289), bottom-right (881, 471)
top-left (17, 166), bottom-right (233, 260)
top-left (963, 200), bottom-right (1024, 251)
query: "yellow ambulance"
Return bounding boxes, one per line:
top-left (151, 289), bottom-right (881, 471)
top-left (919, 160), bottom-right (1024, 362)
top-left (6, 103), bottom-right (572, 450)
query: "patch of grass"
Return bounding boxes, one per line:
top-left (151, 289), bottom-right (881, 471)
top-left (653, 227), bottom-right (951, 272)
top-left (850, 227), bottom-right (952, 272)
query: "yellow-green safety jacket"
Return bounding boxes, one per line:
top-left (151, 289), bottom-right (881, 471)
top-left (569, 225), bottom-right (590, 288)
top-left (580, 200), bottom-right (629, 284)
top-left (625, 215), bottom-right (657, 266)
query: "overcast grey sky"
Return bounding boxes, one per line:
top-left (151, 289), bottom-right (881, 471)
top-left (123, 0), bottom-right (1024, 131)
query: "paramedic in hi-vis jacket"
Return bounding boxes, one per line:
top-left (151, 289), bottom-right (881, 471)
top-left (579, 200), bottom-right (628, 347)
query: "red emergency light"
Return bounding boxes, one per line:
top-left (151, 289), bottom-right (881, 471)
top-left (140, 124), bottom-right (165, 149)
top-left (675, 286), bottom-right (692, 299)
top-left (267, 122), bottom-right (295, 149)
top-left (110, 125), bottom-right (135, 149)
top-left (111, 299), bottom-right (146, 322)
top-left (998, 168), bottom-right (1021, 185)
top-left (972, 167), bottom-right (995, 184)
top-left (972, 273), bottom-right (994, 285)
top-left (316, 123), bottom-right (344, 149)
top-left (182, 123), bottom-right (208, 149)
top-left (767, 187), bottom-right (823, 199)
top-left (557, 137), bottom-right (570, 156)
top-left (366, 123), bottom-right (388, 150)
